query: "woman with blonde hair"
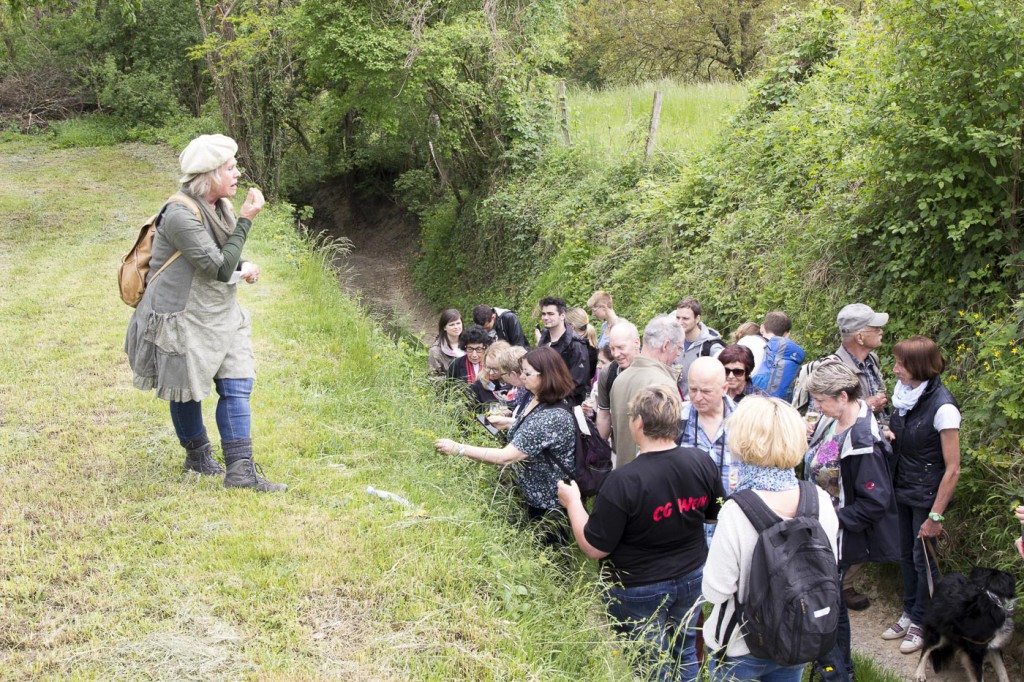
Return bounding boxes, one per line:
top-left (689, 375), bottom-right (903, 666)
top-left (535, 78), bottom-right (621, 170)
top-left (702, 397), bottom-right (839, 681)
top-left (125, 134), bottom-right (285, 492)
top-left (487, 344), bottom-right (529, 429)
top-left (566, 307), bottom-right (598, 386)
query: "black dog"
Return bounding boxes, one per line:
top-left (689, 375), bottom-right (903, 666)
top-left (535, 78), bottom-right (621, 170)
top-left (914, 567), bottom-right (1016, 682)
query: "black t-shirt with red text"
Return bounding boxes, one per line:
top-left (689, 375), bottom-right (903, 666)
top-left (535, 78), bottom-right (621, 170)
top-left (584, 446), bottom-right (724, 587)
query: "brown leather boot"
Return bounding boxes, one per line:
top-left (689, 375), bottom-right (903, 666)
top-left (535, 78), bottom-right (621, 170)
top-left (181, 431), bottom-right (225, 475)
top-left (222, 439), bottom-right (286, 492)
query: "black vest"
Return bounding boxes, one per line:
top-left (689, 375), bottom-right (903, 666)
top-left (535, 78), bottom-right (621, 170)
top-left (890, 379), bottom-right (957, 508)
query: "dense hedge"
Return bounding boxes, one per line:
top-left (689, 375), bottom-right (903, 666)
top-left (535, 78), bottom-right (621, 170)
top-left (409, 0), bottom-right (1024, 575)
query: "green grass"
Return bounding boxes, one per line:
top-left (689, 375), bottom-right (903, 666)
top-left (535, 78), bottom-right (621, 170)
top-left (0, 138), bottom-right (910, 681)
top-left (565, 80), bottom-right (746, 163)
top-left (0, 140), bottom-right (620, 680)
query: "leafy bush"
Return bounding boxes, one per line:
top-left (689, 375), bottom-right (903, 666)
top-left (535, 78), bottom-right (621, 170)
top-left (409, 0), bottom-right (1024, 576)
top-left (85, 56), bottom-right (185, 126)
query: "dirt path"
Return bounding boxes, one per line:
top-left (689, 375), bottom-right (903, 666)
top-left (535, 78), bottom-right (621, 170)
top-left (846, 587), bottom-right (1022, 681)
top-left (307, 182), bottom-right (1024, 682)
top-left (310, 183), bottom-right (436, 342)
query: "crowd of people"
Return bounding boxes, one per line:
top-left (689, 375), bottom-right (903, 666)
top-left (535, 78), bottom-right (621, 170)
top-left (429, 292), bottom-right (1021, 681)
top-left (129, 135), bottom-right (1016, 681)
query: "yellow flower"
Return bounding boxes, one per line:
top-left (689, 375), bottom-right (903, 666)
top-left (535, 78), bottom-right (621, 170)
top-left (958, 310), bottom-right (965, 316)
top-left (947, 278), bottom-right (954, 283)
top-left (1013, 347), bottom-right (1019, 354)
top-left (994, 350), bottom-right (1001, 358)
top-left (976, 331), bottom-right (981, 336)
top-left (973, 313), bottom-right (980, 319)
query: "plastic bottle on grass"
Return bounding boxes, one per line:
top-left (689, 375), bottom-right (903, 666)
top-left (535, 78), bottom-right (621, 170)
top-left (366, 485), bottom-right (413, 507)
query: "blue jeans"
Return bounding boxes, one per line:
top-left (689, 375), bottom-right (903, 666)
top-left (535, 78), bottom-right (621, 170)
top-left (814, 567), bottom-right (852, 681)
top-left (169, 378), bottom-right (254, 442)
top-left (709, 654), bottom-right (806, 681)
top-left (604, 566), bottom-right (703, 681)
top-left (898, 503), bottom-right (938, 624)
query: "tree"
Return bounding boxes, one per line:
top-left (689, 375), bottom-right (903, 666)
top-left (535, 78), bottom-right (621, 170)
top-left (569, 0), bottom-right (810, 83)
top-left (190, 0), bottom-right (308, 197)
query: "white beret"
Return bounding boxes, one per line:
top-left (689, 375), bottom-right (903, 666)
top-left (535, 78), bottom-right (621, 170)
top-left (178, 134), bottom-right (238, 184)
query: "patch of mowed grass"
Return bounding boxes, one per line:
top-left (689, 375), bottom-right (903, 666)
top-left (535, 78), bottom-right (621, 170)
top-left (0, 140), bottom-right (622, 680)
top-left (566, 79), bottom-right (746, 163)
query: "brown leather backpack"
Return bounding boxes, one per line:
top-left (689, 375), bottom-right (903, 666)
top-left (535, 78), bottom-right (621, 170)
top-left (118, 193), bottom-right (201, 307)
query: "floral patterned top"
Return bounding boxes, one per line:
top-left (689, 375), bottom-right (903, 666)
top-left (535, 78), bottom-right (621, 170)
top-left (507, 404), bottom-right (576, 510)
top-left (808, 424), bottom-right (848, 503)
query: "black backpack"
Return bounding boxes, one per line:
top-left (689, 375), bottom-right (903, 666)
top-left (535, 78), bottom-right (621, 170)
top-left (698, 337), bottom-right (726, 357)
top-left (539, 402), bottom-right (612, 497)
top-left (716, 481), bottom-right (840, 666)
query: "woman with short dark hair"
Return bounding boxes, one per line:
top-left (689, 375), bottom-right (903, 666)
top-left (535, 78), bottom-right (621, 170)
top-left (436, 347), bottom-right (576, 543)
top-left (558, 384), bottom-right (723, 680)
top-left (446, 325), bottom-right (492, 384)
top-left (718, 344), bottom-right (768, 403)
top-left (880, 336), bottom-right (961, 654)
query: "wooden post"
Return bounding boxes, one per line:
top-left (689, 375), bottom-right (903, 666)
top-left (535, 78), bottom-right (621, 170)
top-left (644, 90), bottom-right (663, 161)
top-left (557, 80), bottom-right (571, 146)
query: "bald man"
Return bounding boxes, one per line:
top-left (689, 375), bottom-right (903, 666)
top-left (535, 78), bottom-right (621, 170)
top-left (608, 315), bottom-right (682, 467)
top-left (596, 321), bottom-right (641, 441)
top-left (679, 357), bottom-right (736, 496)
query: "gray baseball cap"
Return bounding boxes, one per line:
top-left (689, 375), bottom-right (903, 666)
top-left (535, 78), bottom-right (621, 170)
top-left (837, 303), bottom-right (889, 334)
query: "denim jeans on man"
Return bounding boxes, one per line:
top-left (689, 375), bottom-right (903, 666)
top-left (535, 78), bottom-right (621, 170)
top-left (169, 377), bottom-right (253, 441)
top-left (708, 654), bottom-right (806, 681)
top-left (898, 503), bottom-right (939, 623)
top-left (604, 565), bottom-right (703, 681)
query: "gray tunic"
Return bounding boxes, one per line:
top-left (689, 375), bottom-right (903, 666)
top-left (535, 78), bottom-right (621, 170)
top-left (125, 201), bottom-right (255, 403)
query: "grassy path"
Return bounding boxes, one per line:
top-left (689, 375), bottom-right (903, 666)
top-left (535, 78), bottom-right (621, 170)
top-left (0, 139), bottom-right (614, 680)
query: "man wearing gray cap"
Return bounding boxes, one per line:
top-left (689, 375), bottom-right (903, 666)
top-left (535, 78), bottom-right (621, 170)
top-left (835, 303), bottom-right (889, 416)
top-left (829, 302), bottom-right (890, 614)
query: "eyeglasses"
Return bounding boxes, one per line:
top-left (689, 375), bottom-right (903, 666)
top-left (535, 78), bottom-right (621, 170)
top-left (520, 371), bottom-right (542, 378)
top-left (484, 365), bottom-right (501, 373)
top-left (465, 346), bottom-right (486, 354)
top-left (723, 367), bottom-right (747, 377)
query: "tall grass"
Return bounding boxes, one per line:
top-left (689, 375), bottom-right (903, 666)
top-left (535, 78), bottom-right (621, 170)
top-left (0, 140), bottom-right (620, 679)
top-left (565, 80), bottom-right (746, 163)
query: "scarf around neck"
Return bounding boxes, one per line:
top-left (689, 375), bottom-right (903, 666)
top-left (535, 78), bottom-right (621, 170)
top-left (733, 461), bottom-right (799, 493)
top-left (182, 188), bottom-right (236, 247)
top-left (893, 379), bottom-right (929, 415)
top-left (439, 338), bottom-right (465, 360)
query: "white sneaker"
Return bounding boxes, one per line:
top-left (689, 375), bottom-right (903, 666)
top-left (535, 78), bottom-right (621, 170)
top-left (899, 624), bottom-right (924, 654)
top-left (881, 613), bottom-right (911, 640)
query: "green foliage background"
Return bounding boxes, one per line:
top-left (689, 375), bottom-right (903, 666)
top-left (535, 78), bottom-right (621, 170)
top-left (3, 0), bottom-right (1022, 594)
top-left (408, 0), bottom-right (1024, 575)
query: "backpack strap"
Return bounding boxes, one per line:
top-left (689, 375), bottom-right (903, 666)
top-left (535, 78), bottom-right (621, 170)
top-left (728, 489), bottom-right (781, 534)
top-left (700, 338), bottom-right (726, 357)
top-left (149, 194), bottom-right (203, 285)
top-left (795, 480), bottom-right (820, 519)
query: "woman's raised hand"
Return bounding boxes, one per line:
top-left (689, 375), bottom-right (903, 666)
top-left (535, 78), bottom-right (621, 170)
top-left (240, 187), bottom-right (265, 220)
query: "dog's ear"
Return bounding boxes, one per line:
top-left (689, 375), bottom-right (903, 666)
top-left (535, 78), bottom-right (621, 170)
top-left (963, 594), bottom-right (1005, 637)
top-left (989, 570), bottom-right (1017, 599)
top-left (969, 567), bottom-right (995, 584)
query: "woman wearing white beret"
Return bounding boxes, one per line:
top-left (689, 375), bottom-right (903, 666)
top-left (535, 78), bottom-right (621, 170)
top-left (125, 134), bottom-right (285, 492)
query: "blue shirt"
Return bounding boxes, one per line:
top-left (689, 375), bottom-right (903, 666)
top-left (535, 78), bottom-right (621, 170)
top-left (678, 397), bottom-right (737, 493)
